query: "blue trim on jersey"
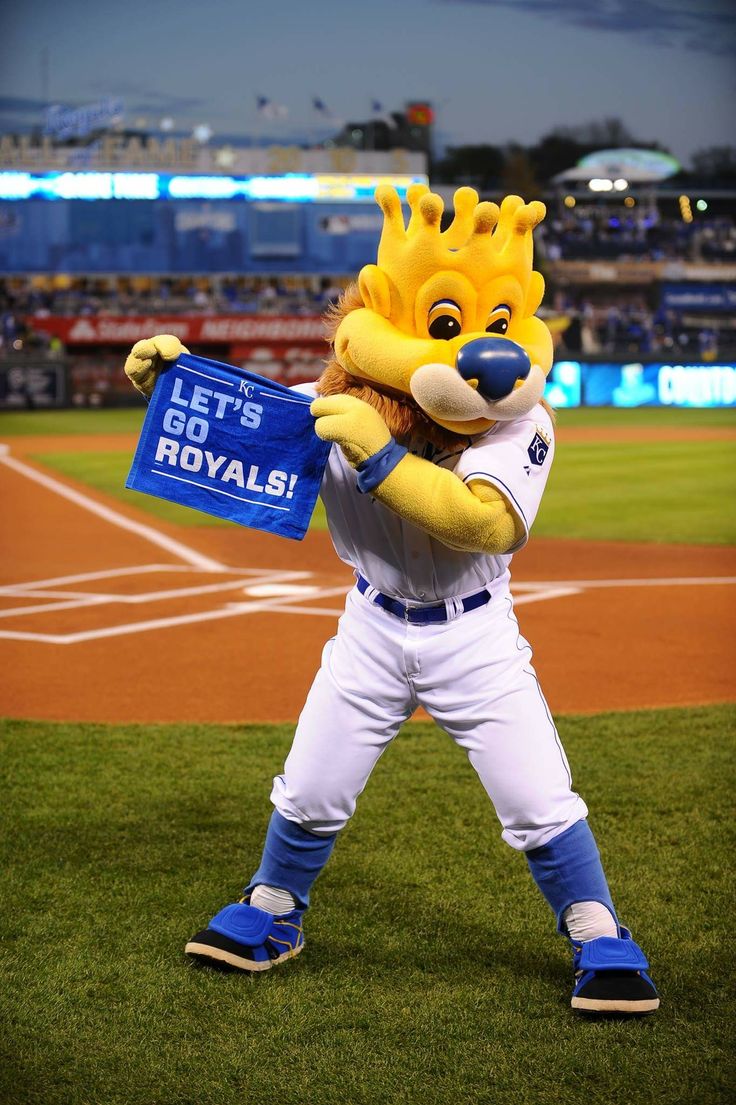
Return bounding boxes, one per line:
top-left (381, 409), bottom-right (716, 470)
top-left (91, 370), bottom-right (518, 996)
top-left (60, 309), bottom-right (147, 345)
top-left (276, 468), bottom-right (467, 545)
top-left (245, 810), bottom-right (337, 909)
top-left (526, 819), bottom-right (618, 934)
top-left (356, 438), bottom-right (408, 494)
top-left (461, 471), bottom-right (529, 531)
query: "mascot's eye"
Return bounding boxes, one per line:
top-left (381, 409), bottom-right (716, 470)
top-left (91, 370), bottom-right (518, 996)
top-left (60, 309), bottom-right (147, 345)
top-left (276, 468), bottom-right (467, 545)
top-left (428, 299), bottom-right (462, 341)
top-left (486, 304), bottom-right (511, 335)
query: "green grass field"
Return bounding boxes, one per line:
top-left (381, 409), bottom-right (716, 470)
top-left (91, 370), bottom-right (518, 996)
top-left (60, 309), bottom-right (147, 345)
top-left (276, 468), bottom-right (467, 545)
top-left (535, 439), bottom-right (736, 543)
top-left (2, 406), bottom-right (734, 1102)
top-left (4, 405), bottom-right (732, 543)
top-left (2, 705), bottom-right (734, 1105)
top-left (1, 405), bottom-right (734, 436)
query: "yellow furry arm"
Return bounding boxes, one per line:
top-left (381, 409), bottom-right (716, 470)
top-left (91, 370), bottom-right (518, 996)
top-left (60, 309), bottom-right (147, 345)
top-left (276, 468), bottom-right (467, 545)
top-left (311, 394), bottom-right (391, 465)
top-left (373, 455), bottom-right (523, 554)
top-left (124, 334), bottom-right (189, 398)
top-left (310, 394), bottom-right (521, 553)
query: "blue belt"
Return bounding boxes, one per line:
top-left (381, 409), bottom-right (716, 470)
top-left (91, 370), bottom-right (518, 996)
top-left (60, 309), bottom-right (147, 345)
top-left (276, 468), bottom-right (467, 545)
top-left (356, 574), bottom-right (491, 625)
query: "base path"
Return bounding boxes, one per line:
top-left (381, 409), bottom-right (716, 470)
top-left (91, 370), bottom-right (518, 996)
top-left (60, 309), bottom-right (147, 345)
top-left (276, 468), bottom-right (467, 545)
top-left (1, 446), bottom-right (734, 723)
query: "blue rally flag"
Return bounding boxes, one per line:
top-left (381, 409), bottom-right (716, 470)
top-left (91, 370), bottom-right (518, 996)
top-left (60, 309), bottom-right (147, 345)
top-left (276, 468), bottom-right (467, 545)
top-left (126, 353), bottom-right (331, 540)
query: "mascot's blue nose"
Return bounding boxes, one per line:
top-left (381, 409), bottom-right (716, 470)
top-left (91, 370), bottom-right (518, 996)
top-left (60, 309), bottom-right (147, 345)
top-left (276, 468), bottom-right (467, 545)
top-left (456, 338), bottom-right (531, 402)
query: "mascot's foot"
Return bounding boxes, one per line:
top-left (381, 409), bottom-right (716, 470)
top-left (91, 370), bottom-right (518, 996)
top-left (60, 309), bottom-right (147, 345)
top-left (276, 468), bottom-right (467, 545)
top-left (185, 902), bottom-right (305, 972)
top-left (571, 929), bottom-right (659, 1014)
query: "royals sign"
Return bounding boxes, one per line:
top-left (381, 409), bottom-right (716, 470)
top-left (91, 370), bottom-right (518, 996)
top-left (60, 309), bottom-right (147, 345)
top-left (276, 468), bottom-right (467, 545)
top-left (126, 353), bottom-right (331, 539)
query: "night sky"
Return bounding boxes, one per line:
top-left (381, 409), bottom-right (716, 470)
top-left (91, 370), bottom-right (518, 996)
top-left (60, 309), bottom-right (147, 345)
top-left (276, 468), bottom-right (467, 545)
top-left (1, 0), bottom-right (734, 166)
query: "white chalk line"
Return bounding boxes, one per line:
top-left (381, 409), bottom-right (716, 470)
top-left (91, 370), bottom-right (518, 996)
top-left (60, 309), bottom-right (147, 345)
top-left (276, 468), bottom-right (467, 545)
top-left (513, 586), bottom-right (583, 606)
top-left (0, 569), bottom-right (315, 621)
top-left (0, 557), bottom-right (345, 642)
top-left (513, 576), bottom-right (736, 591)
top-left (2, 444), bottom-right (734, 641)
top-left (0, 564), bottom-right (297, 593)
top-left (2, 570), bottom-right (733, 645)
top-left (510, 576), bottom-right (736, 606)
top-left (243, 583), bottom-right (321, 598)
top-left (0, 448), bottom-right (225, 571)
top-left (0, 585), bottom-right (350, 645)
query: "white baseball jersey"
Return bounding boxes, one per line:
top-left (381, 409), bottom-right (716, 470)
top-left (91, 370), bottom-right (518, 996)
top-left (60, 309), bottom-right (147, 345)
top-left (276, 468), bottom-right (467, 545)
top-left (295, 383), bottom-right (554, 602)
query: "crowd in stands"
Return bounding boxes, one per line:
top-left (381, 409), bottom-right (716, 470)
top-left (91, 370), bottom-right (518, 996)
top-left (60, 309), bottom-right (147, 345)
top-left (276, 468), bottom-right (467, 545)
top-left (1, 255), bottom-right (733, 362)
top-left (537, 209), bottom-right (736, 264)
top-left (550, 294), bottom-right (730, 359)
top-left (0, 275), bottom-right (346, 320)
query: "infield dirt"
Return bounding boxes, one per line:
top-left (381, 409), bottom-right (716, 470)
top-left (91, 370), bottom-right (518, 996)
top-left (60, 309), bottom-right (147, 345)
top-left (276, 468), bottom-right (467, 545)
top-left (2, 433), bottom-right (734, 723)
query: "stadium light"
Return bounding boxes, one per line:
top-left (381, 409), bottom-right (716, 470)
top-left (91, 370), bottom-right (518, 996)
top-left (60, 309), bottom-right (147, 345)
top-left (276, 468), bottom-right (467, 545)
top-left (696, 199), bottom-right (708, 212)
top-left (192, 124), bottom-right (213, 144)
top-left (563, 195), bottom-right (576, 208)
top-left (613, 178), bottom-right (628, 191)
top-left (588, 178), bottom-right (613, 192)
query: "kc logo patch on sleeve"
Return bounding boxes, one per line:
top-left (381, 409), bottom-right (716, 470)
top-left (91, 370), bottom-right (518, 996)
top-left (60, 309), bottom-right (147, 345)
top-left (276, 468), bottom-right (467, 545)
top-left (527, 430), bottom-right (550, 467)
top-left (126, 353), bottom-right (331, 540)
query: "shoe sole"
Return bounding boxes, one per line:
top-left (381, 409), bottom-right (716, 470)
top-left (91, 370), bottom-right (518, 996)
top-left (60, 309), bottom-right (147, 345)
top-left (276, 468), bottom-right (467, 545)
top-left (184, 939), bottom-right (303, 972)
top-left (572, 995), bottom-right (660, 1014)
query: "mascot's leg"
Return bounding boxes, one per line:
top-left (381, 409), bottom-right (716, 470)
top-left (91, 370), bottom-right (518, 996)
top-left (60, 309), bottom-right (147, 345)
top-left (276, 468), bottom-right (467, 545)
top-left (417, 596), bottom-right (659, 1015)
top-left (525, 821), bottom-right (658, 1013)
top-left (186, 587), bottom-right (414, 972)
top-left (184, 812), bottom-right (333, 972)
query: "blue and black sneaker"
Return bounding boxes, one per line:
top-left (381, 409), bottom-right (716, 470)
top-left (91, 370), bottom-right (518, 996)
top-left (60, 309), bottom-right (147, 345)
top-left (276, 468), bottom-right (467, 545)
top-left (185, 901), bottom-right (305, 972)
top-left (571, 928), bottom-right (659, 1014)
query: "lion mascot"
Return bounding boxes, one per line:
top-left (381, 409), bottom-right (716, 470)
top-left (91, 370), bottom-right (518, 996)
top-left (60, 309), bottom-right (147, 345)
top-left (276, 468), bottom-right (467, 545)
top-left (124, 185), bottom-right (658, 1014)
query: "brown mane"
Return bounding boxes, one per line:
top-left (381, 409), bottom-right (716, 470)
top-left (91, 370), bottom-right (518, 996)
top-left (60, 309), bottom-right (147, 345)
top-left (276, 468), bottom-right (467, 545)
top-left (317, 283), bottom-right (473, 452)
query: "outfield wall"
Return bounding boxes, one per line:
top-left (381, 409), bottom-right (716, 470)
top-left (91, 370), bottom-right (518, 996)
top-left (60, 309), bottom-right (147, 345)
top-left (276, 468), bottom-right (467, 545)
top-left (546, 359), bottom-right (736, 408)
top-left (2, 352), bottom-right (735, 410)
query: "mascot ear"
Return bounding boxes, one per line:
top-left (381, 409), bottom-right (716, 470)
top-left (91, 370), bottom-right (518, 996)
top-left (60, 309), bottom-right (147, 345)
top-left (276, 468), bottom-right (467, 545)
top-left (358, 264), bottom-right (392, 318)
top-left (524, 270), bottom-right (545, 318)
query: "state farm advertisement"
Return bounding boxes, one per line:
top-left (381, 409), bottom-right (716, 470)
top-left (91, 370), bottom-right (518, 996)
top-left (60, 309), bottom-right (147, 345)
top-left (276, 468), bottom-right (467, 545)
top-left (26, 315), bottom-right (328, 345)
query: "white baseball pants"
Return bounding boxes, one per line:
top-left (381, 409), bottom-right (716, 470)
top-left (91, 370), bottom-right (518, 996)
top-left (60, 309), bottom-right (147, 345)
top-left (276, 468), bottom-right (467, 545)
top-left (271, 582), bottom-right (587, 851)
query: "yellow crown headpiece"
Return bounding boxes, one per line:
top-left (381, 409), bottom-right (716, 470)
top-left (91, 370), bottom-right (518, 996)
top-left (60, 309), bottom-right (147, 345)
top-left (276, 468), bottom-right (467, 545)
top-left (365, 184), bottom-right (546, 326)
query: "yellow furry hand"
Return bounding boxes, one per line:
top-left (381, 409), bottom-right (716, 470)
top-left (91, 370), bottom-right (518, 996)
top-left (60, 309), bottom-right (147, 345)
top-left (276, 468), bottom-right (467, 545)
top-left (123, 334), bottom-right (189, 398)
top-left (311, 394), bottom-right (392, 467)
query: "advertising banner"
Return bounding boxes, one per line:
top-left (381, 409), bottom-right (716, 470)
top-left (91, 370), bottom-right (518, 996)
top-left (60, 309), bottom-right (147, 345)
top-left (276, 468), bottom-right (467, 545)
top-left (661, 284), bottom-right (736, 312)
top-left (0, 362), bottom-right (67, 408)
top-left (27, 315), bottom-right (327, 346)
top-left (543, 360), bottom-right (736, 408)
top-left (126, 353), bottom-right (331, 539)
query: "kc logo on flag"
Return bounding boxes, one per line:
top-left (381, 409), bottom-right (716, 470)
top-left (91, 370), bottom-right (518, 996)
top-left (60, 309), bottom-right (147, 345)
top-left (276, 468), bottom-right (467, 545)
top-left (126, 353), bottom-right (331, 540)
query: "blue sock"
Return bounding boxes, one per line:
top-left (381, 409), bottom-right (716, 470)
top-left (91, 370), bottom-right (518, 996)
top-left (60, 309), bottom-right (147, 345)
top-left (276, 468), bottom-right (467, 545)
top-left (526, 820), bottom-right (618, 935)
top-left (244, 810), bottom-right (337, 910)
